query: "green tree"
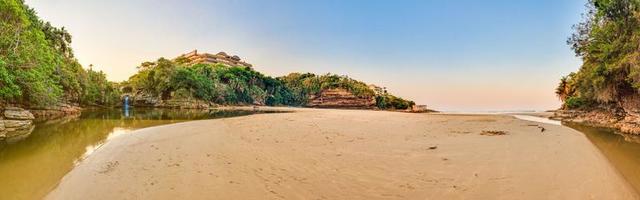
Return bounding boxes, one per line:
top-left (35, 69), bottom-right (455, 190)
top-left (560, 0), bottom-right (640, 108)
top-left (0, 0), bottom-right (121, 107)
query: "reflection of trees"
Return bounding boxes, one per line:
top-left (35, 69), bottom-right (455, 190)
top-left (80, 108), bottom-right (282, 121)
top-left (620, 134), bottom-right (640, 144)
top-left (35, 113), bottom-right (81, 125)
top-left (565, 123), bottom-right (636, 144)
top-left (4, 114), bottom-right (81, 144)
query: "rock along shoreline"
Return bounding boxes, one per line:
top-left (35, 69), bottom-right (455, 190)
top-left (0, 104), bottom-right (82, 142)
top-left (553, 109), bottom-right (640, 135)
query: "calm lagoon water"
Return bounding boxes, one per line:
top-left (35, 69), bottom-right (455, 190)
top-left (565, 123), bottom-right (640, 194)
top-left (0, 108), bottom-right (277, 200)
top-left (514, 115), bottom-right (640, 194)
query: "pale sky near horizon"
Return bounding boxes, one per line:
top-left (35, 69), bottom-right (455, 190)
top-left (27, 0), bottom-right (585, 111)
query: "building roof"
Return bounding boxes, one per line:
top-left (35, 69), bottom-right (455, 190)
top-left (176, 50), bottom-right (253, 69)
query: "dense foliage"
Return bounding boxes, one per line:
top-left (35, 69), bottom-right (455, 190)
top-left (375, 94), bottom-right (415, 110)
top-left (0, 0), bottom-right (118, 107)
top-left (2, 0), bottom-right (414, 110)
top-left (124, 58), bottom-right (414, 109)
top-left (277, 72), bottom-right (413, 109)
top-left (278, 73), bottom-right (375, 104)
top-left (558, 0), bottom-right (640, 109)
top-left (127, 59), bottom-right (293, 106)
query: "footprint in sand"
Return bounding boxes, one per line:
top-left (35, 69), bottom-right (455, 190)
top-left (97, 161), bottom-right (119, 174)
top-left (166, 163), bottom-right (181, 167)
top-left (399, 183), bottom-right (416, 190)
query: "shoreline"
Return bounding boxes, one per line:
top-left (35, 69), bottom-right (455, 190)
top-left (46, 109), bottom-right (637, 199)
top-left (553, 109), bottom-right (640, 135)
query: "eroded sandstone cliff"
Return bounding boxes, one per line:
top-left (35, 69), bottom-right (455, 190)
top-left (307, 88), bottom-right (376, 108)
top-left (0, 107), bottom-right (35, 140)
top-left (553, 93), bottom-right (640, 135)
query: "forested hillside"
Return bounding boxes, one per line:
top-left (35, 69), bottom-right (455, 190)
top-left (123, 58), bottom-right (415, 109)
top-left (1, 0), bottom-right (415, 111)
top-left (557, 0), bottom-right (640, 109)
top-left (554, 0), bottom-right (640, 134)
top-left (0, 0), bottom-right (119, 107)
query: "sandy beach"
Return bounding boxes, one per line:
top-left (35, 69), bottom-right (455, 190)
top-left (46, 108), bottom-right (638, 199)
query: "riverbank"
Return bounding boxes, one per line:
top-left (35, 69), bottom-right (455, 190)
top-left (47, 108), bottom-right (638, 199)
top-left (0, 108), bottom-right (285, 200)
top-left (552, 109), bottom-right (640, 135)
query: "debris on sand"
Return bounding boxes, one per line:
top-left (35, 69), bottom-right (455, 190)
top-left (480, 130), bottom-right (507, 136)
top-left (428, 146), bottom-right (438, 150)
top-left (526, 124), bottom-right (546, 133)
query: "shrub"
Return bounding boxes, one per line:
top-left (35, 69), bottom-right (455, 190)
top-left (565, 96), bottom-right (587, 109)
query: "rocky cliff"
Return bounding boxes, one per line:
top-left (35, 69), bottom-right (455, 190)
top-left (307, 88), bottom-right (376, 108)
top-left (30, 103), bottom-right (82, 120)
top-left (0, 107), bottom-right (35, 141)
top-left (0, 104), bottom-right (83, 142)
top-left (553, 94), bottom-right (640, 135)
top-left (125, 92), bottom-right (213, 109)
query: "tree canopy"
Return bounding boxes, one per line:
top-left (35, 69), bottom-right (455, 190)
top-left (123, 58), bottom-right (414, 109)
top-left (0, 0), bottom-right (118, 107)
top-left (1, 0), bottom-right (414, 110)
top-left (558, 0), bottom-right (640, 109)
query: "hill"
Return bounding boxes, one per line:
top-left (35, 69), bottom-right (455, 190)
top-left (0, 0), bottom-right (417, 113)
top-left (122, 54), bottom-right (415, 110)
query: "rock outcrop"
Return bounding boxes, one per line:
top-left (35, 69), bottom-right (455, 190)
top-left (29, 103), bottom-right (82, 120)
top-left (126, 92), bottom-right (212, 109)
top-left (409, 105), bottom-right (434, 113)
top-left (0, 104), bottom-right (82, 141)
top-left (158, 99), bottom-right (212, 109)
top-left (130, 92), bottom-right (160, 106)
top-left (552, 92), bottom-right (640, 135)
top-left (307, 88), bottom-right (375, 108)
top-left (553, 104), bottom-right (640, 135)
top-left (0, 107), bottom-right (36, 140)
top-left (4, 107), bottom-right (35, 120)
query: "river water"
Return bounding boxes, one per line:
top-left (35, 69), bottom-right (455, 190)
top-left (564, 123), bottom-right (640, 194)
top-left (0, 108), bottom-right (279, 200)
top-left (513, 115), bottom-right (640, 194)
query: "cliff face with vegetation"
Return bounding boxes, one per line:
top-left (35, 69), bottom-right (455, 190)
top-left (0, 0), bottom-right (122, 139)
top-left (122, 57), bottom-right (415, 110)
top-left (307, 88), bottom-right (376, 108)
top-left (1, 0), bottom-right (415, 113)
top-left (0, 0), bottom-right (418, 141)
top-left (555, 0), bottom-right (640, 134)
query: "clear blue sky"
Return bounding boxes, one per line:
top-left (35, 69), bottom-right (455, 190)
top-left (28, 0), bottom-right (586, 111)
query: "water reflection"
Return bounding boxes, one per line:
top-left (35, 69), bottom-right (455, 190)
top-left (510, 115), bottom-right (640, 194)
top-left (565, 123), bottom-right (640, 194)
top-left (124, 105), bottom-right (130, 118)
top-left (511, 114), bottom-right (562, 125)
top-left (0, 108), bottom-right (282, 200)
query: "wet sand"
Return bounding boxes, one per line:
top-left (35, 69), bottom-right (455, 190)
top-left (47, 108), bottom-right (638, 199)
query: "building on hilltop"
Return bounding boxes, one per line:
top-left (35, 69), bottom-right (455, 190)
top-left (176, 50), bottom-right (253, 69)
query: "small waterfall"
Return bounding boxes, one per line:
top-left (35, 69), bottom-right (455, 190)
top-left (123, 96), bottom-right (130, 117)
top-left (124, 96), bottom-right (130, 108)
